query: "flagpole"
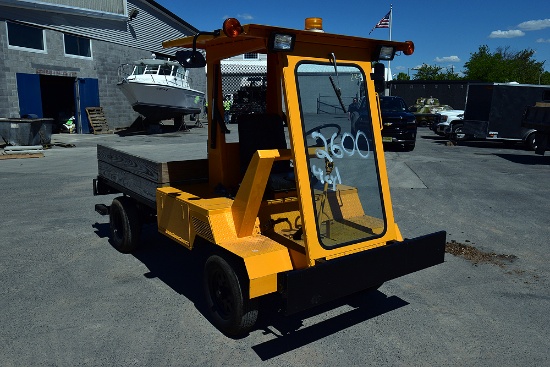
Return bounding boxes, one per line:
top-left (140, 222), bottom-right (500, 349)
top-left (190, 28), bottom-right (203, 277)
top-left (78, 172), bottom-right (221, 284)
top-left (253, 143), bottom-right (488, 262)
top-left (388, 4), bottom-right (393, 86)
top-left (389, 4), bottom-right (392, 41)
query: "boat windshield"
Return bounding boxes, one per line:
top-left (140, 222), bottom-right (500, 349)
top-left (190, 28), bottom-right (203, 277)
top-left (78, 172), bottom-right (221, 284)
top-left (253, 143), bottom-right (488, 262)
top-left (159, 64), bottom-right (172, 75)
top-left (132, 63), bottom-right (177, 76)
top-left (296, 61), bottom-right (386, 248)
top-left (134, 65), bottom-right (146, 75)
top-left (144, 65), bottom-right (159, 74)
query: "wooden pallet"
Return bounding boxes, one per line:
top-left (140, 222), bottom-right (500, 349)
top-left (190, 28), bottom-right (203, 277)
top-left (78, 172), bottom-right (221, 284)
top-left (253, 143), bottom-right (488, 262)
top-left (0, 152), bottom-right (44, 160)
top-left (86, 107), bottom-right (111, 134)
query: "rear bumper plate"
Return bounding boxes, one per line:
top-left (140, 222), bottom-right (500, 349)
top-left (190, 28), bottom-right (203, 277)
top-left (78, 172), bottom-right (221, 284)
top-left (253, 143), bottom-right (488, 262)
top-left (281, 231), bottom-right (446, 315)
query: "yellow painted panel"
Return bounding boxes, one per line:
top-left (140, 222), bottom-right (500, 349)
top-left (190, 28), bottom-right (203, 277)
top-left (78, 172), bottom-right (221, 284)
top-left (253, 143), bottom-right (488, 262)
top-left (249, 274), bottom-right (277, 299)
top-left (156, 187), bottom-right (192, 249)
top-left (217, 235), bottom-right (293, 298)
top-left (209, 209), bottom-right (239, 243)
top-left (244, 248), bottom-right (293, 280)
top-left (186, 203), bottom-right (238, 244)
top-left (232, 150), bottom-right (279, 237)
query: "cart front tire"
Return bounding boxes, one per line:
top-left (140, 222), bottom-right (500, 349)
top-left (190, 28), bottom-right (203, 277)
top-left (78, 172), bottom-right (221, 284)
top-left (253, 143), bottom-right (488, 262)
top-left (203, 254), bottom-right (258, 336)
top-left (109, 196), bottom-right (141, 253)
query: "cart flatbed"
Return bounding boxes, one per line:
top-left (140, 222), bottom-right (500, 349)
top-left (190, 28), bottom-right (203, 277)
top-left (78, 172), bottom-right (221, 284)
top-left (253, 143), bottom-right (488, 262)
top-left (95, 144), bottom-right (209, 207)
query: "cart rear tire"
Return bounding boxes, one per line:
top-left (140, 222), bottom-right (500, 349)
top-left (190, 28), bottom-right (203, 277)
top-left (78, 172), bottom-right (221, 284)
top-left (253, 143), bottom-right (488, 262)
top-left (525, 133), bottom-right (537, 151)
top-left (109, 196), bottom-right (141, 253)
top-left (203, 254), bottom-right (258, 336)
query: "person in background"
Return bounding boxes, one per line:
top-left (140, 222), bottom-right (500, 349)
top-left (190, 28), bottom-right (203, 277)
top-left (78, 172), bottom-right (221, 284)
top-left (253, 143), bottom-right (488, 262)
top-left (223, 95), bottom-right (232, 124)
top-left (348, 97), bottom-right (359, 119)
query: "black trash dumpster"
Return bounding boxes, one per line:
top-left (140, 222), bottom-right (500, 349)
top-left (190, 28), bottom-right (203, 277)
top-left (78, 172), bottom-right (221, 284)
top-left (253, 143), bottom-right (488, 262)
top-left (0, 118), bottom-right (55, 146)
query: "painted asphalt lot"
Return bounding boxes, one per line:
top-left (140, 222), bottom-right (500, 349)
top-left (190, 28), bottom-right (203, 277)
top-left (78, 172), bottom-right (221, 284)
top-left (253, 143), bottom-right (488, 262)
top-left (1, 127), bottom-right (548, 366)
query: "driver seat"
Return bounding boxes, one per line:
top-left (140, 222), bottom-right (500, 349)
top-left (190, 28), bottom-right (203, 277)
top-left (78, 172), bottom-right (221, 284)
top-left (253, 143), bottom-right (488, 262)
top-left (237, 113), bottom-right (296, 197)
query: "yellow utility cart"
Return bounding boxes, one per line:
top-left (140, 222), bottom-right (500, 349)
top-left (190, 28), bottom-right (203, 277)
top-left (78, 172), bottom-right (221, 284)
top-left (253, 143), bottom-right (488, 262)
top-left (94, 18), bottom-right (445, 336)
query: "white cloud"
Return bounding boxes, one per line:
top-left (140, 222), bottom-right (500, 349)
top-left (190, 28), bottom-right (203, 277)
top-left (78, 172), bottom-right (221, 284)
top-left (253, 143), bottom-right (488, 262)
top-left (536, 38), bottom-right (550, 43)
top-left (434, 56), bottom-right (461, 63)
top-left (489, 30), bottom-right (525, 38)
top-left (237, 13), bottom-right (254, 20)
top-left (221, 13), bottom-right (254, 21)
top-left (518, 19), bottom-right (550, 31)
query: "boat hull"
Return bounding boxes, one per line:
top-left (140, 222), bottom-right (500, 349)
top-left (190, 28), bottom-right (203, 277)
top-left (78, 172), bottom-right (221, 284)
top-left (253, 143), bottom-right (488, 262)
top-left (118, 81), bottom-right (204, 121)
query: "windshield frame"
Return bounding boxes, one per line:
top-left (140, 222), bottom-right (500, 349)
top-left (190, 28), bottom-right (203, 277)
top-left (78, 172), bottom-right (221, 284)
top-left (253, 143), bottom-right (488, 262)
top-left (294, 59), bottom-right (388, 251)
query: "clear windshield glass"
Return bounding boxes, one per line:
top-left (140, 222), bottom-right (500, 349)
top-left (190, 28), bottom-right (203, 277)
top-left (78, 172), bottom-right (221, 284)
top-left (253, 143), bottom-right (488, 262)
top-left (134, 65), bottom-right (145, 75)
top-left (145, 65), bottom-right (159, 74)
top-left (159, 64), bottom-right (172, 75)
top-left (296, 62), bottom-right (386, 248)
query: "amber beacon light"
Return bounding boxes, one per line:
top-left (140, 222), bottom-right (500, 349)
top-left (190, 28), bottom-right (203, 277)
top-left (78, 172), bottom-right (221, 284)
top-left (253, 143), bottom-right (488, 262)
top-left (403, 41), bottom-right (415, 55)
top-left (305, 17), bottom-right (323, 32)
top-left (222, 18), bottom-right (243, 38)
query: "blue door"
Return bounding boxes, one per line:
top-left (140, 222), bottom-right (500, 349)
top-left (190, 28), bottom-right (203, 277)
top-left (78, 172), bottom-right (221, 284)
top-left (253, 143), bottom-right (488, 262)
top-left (76, 78), bottom-right (99, 134)
top-left (16, 73), bottom-right (43, 118)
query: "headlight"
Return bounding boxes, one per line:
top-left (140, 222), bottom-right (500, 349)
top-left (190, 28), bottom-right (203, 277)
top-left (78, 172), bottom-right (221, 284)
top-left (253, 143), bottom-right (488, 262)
top-left (268, 33), bottom-right (296, 52)
top-left (375, 45), bottom-right (396, 61)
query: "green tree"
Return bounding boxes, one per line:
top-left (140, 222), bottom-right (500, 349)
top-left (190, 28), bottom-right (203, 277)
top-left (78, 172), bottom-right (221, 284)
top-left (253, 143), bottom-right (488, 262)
top-left (440, 68), bottom-right (462, 80)
top-left (413, 64), bottom-right (442, 80)
top-left (463, 45), bottom-right (546, 83)
top-left (412, 64), bottom-right (461, 80)
top-left (395, 72), bottom-right (410, 80)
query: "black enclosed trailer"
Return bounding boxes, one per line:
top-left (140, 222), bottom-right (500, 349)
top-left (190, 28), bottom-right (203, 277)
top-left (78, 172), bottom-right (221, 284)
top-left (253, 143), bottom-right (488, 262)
top-left (450, 83), bottom-right (550, 149)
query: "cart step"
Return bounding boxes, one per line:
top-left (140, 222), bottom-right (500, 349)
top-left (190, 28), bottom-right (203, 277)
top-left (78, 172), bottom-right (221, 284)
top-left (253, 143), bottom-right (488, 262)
top-left (95, 204), bottom-right (110, 216)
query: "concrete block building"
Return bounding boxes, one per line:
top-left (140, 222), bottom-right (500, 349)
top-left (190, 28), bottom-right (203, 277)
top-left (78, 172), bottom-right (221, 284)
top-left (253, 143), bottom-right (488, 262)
top-left (0, 0), bottom-right (203, 133)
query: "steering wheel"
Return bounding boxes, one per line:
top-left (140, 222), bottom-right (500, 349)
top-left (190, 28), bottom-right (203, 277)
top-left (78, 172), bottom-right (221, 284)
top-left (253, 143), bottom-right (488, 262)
top-left (305, 123), bottom-right (342, 147)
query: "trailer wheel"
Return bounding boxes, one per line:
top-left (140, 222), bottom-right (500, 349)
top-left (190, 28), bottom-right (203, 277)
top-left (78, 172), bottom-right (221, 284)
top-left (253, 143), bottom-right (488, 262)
top-left (453, 123), bottom-right (466, 141)
top-left (203, 254), bottom-right (258, 336)
top-left (109, 196), bottom-right (141, 253)
top-left (525, 133), bottom-right (537, 151)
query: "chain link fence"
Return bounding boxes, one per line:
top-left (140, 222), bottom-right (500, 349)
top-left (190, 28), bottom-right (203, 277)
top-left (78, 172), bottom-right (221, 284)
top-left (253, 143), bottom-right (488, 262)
top-left (221, 62), bottom-right (267, 123)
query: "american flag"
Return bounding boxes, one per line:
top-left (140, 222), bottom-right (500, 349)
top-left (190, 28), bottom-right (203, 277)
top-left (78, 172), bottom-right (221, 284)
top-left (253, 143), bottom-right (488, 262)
top-left (369, 11), bottom-right (390, 34)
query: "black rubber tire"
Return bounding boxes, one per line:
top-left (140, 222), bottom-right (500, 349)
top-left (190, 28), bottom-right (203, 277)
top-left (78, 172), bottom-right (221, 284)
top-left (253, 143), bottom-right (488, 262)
top-left (203, 254), bottom-right (258, 336)
top-left (525, 133), bottom-right (537, 151)
top-left (109, 196), bottom-right (141, 253)
top-left (453, 123), bottom-right (466, 141)
top-left (404, 143), bottom-right (415, 151)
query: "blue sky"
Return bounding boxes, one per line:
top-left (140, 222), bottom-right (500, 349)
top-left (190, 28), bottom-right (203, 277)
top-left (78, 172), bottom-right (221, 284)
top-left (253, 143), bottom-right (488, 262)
top-left (156, 0), bottom-right (549, 77)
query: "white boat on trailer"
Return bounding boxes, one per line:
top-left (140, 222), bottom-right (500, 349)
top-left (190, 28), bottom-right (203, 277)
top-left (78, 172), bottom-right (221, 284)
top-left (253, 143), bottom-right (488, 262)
top-left (117, 58), bottom-right (204, 123)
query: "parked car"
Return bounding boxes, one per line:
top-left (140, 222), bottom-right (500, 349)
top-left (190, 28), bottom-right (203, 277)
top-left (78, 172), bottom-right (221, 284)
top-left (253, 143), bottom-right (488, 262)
top-left (351, 96), bottom-right (417, 151)
top-left (431, 108), bottom-right (464, 136)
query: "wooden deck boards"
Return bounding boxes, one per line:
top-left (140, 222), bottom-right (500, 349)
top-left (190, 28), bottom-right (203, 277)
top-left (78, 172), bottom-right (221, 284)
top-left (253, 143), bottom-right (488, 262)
top-left (97, 144), bottom-right (209, 204)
